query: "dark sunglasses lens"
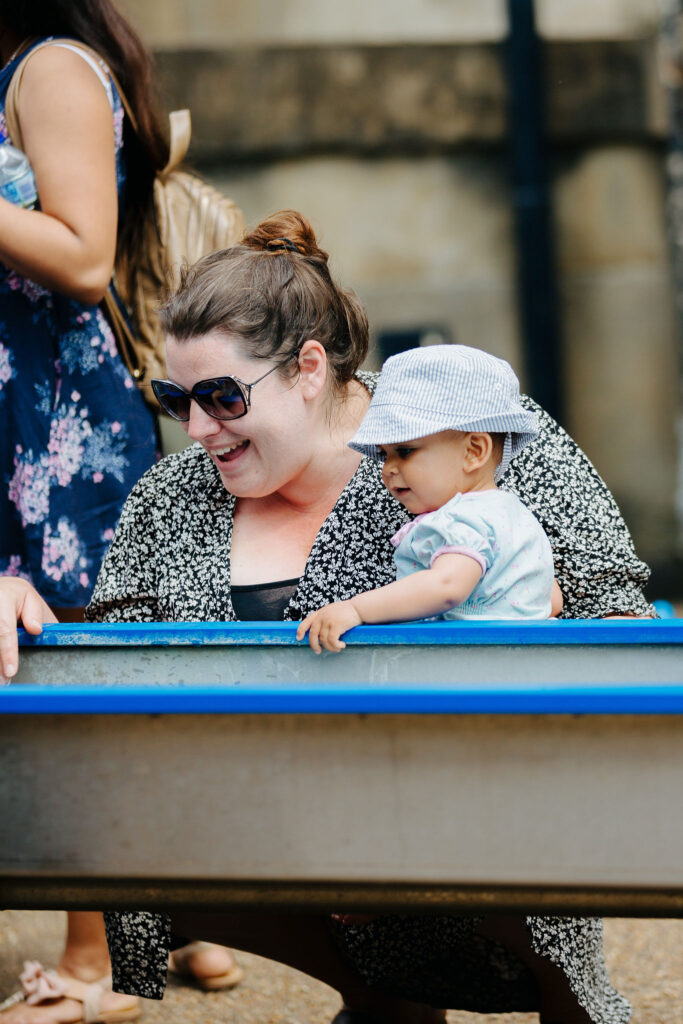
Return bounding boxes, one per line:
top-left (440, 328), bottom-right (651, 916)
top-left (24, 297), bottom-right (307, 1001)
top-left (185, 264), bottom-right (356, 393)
top-left (151, 381), bottom-right (190, 421)
top-left (195, 378), bottom-right (247, 420)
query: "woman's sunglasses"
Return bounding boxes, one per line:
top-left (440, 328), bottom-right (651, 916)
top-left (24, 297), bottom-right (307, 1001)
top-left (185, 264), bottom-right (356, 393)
top-left (150, 363), bottom-right (282, 422)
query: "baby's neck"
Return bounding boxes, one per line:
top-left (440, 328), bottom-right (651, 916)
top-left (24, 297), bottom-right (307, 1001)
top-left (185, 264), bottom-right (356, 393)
top-left (460, 466), bottom-right (498, 494)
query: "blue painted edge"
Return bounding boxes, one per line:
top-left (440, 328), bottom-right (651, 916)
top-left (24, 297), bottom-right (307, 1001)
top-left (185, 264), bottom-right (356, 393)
top-left (16, 618), bottom-right (683, 648)
top-left (2, 684), bottom-right (683, 714)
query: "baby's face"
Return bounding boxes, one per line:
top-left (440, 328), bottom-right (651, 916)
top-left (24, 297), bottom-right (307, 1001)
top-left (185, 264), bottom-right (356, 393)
top-left (378, 430), bottom-right (472, 514)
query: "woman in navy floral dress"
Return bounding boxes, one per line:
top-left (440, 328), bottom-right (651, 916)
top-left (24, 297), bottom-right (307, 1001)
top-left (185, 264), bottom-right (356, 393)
top-left (0, 4), bottom-right (242, 1020)
top-left (0, 13), bottom-right (160, 613)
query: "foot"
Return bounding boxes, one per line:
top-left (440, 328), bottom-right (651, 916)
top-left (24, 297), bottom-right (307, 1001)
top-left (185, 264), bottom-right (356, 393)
top-left (168, 942), bottom-right (243, 991)
top-left (0, 964), bottom-right (139, 1024)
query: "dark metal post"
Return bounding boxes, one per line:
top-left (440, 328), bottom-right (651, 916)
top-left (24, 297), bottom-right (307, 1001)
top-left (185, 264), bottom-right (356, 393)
top-left (505, 0), bottom-right (563, 422)
top-left (659, 0), bottom-right (683, 559)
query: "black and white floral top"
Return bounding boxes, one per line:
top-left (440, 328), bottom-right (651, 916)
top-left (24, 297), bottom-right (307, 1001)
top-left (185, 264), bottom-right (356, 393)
top-left (92, 375), bottom-right (648, 1021)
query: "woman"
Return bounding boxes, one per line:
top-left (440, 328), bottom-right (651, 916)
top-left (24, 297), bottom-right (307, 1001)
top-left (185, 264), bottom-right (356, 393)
top-left (0, 209), bottom-right (652, 1024)
top-left (0, 0), bottom-right (162, 613)
top-left (0, 2), bottom-right (239, 1020)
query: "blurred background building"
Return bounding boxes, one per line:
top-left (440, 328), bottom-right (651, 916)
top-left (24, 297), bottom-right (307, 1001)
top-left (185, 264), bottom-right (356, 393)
top-left (129, 0), bottom-right (682, 597)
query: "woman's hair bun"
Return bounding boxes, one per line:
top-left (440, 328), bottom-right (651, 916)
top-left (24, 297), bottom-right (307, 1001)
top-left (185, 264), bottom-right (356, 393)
top-left (162, 207), bottom-right (368, 387)
top-left (242, 209), bottom-right (329, 263)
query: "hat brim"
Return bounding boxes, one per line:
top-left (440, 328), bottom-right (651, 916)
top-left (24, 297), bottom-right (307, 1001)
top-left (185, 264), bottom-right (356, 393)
top-left (348, 406), bottom-right (539, 462)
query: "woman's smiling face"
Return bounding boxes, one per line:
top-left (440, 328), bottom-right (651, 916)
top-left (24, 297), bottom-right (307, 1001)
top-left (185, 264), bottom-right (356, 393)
top-left (165, 331), bottom-right (315, 498)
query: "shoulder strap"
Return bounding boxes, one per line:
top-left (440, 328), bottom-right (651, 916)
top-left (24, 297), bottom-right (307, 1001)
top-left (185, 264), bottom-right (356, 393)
top-left (5, 38), bottom-right (118, 149)
top-left (162, 109), bottom-right (192, 176)
top-left (4, 37), bottom-right (191, 170)
top-left (49, 41), bottom-right (114, 108)
top-left (4, 40), bottom-right (46, 148)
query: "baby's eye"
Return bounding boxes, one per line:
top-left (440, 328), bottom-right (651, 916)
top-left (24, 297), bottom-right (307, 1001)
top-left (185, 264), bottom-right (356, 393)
top-left (395, 447), bottom-right (416, 459)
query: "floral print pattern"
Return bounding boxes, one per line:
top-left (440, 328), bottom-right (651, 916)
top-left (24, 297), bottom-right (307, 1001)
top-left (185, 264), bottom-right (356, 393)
top-left (7, 450), bottom-right (51, 527)
top-left (41, 516), bottom-right (90, 590)
top-left (0, 340), bottom-right (12, 392)
top-left (0, 38), bottom-right (156, 606)
top-left (93, 372), bottom-right (650, 1021)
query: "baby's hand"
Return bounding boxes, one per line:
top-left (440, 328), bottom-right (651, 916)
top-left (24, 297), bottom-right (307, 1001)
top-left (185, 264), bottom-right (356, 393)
top-left (296, 601), bottom-right (363, 654)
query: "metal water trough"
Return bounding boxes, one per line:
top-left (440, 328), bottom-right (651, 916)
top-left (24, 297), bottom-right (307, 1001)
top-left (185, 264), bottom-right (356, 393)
top-left (2, 620), bottom-right (682, 916)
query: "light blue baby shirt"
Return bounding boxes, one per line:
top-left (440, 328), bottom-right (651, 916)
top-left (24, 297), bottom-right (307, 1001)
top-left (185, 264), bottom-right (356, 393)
top-left (391, 489), bottom-right (554, 620)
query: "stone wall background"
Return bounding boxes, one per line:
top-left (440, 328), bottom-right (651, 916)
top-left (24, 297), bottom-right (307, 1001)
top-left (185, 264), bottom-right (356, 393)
top-left (126, 0), bottom-right (680, 588)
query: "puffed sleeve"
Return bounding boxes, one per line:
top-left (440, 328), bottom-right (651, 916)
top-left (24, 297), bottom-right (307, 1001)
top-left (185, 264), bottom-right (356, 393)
top-left (501, 398), bottom-right (653, 618)
top-left (398, 501), bottom-right (493, 577)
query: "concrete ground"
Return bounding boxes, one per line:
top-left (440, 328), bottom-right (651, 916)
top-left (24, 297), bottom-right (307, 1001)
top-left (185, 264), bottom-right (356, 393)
top-left (1, 912), bottom-right (681, 1023)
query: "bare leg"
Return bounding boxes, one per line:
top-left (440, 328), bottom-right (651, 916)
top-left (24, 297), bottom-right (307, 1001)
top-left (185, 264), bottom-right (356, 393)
top-left (0, 913), bottom-right (137, 1024)
top-left (476, 917), bottom-right (592, 1024)
top-left (58, 908), bottom-right (240, 993)
top-left (171, 910), bottom-right (445, 1024)
top-left (57, 912), bottom-right (112, 981)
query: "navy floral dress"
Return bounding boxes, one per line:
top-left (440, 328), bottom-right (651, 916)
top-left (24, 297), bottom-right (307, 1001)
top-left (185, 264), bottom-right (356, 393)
top-left (0, 38), bottom-right (156, 607)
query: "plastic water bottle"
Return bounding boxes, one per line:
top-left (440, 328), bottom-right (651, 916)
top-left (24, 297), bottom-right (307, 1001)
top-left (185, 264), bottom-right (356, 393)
top-left (0, 142), bottom-right (37, 208)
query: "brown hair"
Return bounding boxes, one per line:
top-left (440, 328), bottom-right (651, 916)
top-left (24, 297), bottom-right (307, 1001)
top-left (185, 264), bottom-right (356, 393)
top-left (160, 210), bottom-right (369, 390)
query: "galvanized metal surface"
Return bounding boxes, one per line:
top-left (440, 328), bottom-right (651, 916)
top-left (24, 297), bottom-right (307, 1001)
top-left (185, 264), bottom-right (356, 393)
top-left (3, 621), bottom-right (683, 915)
top-left (2, 712), bottom-right (683, 896)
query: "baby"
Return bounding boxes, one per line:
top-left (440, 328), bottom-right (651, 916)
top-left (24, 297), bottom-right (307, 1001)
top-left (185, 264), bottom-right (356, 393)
top-left (297, 344), bottom-right (561, 653)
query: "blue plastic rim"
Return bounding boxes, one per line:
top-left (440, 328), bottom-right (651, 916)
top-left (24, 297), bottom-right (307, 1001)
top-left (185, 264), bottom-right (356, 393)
top-left (8, 619), bottom-right (683, 716)
top-left (15, 618), bottom-right (683, 648)
top-left (3, 683), bottom-right (683, 715)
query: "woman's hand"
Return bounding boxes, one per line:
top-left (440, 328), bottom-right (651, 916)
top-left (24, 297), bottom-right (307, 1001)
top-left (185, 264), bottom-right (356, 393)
top-left (0, 578), bottom-right (57, 682)
top-left (297, 601), bottom-right (363, 653)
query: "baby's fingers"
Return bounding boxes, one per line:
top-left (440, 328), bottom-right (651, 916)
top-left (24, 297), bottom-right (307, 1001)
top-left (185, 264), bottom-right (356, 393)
top-left (326, 637), bottom-right (346, 652)
top-left (307, 619), bottom-right (324, 655)
top-left (296, 615), bottom-right (314, 642)
top-left (319, 622), bottom-right (346, 653)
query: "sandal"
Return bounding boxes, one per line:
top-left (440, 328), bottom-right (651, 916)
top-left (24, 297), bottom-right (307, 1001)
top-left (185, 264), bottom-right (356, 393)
top-left (0, 963), bottom-right (140, 1024)
top-left (167, 942), bottom-right (243, 991)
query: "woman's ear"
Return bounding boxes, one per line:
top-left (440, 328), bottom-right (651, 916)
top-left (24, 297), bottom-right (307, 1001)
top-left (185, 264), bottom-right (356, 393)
top-left (464, 432), bottom-right (493, 472)
top-left (297, 339), bottom-right (327, 400)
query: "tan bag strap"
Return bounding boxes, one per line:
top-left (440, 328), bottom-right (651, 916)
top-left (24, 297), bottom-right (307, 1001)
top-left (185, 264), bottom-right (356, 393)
top-left (162, 109), bottom-right (192, 176)
top-left (101, 286), bottom-right (144, 380)
top-left (4, 39), bottom-right (41, 148)
top-left (4, 37), bottom-right (191, 170)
